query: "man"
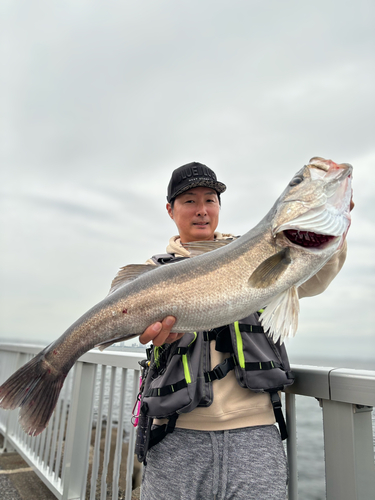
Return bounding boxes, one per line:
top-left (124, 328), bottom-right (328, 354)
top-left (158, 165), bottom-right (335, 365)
top-left (137, 161), bottom-right (349, 500)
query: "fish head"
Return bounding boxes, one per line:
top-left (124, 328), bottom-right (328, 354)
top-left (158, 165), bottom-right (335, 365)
top-left (272, 157), bottom-right (352, 252)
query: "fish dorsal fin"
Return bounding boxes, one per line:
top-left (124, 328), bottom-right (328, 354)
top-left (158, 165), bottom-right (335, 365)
top-left (108, 264), bottom-right (156, 295)
top-left (248, 248), bottom-right (292, 288)
top-left (259, 286), bottom-right (300, 343)
top-left (183, 238), bottom-right (236, 256)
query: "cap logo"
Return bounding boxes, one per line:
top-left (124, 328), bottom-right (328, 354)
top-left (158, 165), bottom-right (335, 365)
top-left (179, 165), bottom-right (216, 181)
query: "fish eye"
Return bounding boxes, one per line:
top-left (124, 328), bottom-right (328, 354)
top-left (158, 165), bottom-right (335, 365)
top-left (289, 176), bottom-right (304, 186)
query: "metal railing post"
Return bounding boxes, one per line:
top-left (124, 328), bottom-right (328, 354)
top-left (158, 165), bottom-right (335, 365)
top-left (322, 400), bottom-right (375, 500)
top-left (285, 392), bottom-right (298, 500)
top-left (61, 361), bottom-right (97, 500)
top-left (125, 370), bottom-right (140, 500)
top-left (0, 351), bottom-right (20, 453)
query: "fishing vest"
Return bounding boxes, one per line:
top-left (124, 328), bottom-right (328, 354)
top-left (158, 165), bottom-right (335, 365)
top-left (134, 253), bottom-right (295, 464)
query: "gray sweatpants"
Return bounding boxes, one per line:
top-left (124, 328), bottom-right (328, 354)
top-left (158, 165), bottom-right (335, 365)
top-left (141, 425), bottom-right (288, 500)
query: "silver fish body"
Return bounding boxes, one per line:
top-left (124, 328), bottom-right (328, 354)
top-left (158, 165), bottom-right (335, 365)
top-left (0, 157), bottom-right (352, 435)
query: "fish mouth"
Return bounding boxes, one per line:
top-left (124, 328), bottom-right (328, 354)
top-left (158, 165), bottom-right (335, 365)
top-left (283, 229), bottom-right (337, 248)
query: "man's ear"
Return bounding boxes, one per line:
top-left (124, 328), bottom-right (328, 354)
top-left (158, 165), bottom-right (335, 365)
top-left (166, 203), bottom-right (173, 219)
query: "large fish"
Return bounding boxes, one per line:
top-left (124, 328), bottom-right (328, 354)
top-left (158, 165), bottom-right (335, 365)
top-left (0, 157), bottom-right (352, 435)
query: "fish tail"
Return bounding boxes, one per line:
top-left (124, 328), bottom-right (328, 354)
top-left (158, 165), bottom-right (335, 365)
top-left (0, 352), bottom-right (66, 436)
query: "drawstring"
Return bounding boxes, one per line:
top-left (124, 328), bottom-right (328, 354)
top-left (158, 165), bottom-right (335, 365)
top-left (209, 432), bottom-right (220, 498)
top-left (209, 431), bottom-right (230, 500)
top-left (219, 431), bottom-right (230, 500)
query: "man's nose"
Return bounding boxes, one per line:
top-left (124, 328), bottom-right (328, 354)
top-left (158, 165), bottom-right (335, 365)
top-left (196, 204), bottom-right (207, 216)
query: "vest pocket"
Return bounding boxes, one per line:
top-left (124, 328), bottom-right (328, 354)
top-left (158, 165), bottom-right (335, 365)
top-left (230, 320), bottom-right (294, 392)
top-left (143, 332), bottom-right (207, 418)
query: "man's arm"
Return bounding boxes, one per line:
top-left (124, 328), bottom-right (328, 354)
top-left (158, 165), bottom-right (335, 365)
top-left (298, 239), bottom-right (347, 298)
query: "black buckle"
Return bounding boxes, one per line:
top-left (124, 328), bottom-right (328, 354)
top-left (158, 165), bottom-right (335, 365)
top-left (270, 391), bottom-right (282, 409)
top-left (212, 357), bottom-right (234, 379)
top-left (212, 363), bottom-right (227, 380)
top-left (205, 356), bottom-right (236, 383)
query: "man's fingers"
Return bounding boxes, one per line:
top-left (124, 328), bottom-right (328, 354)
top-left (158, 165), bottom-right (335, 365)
top-left (139, 316), bottom-right (176, 346)
top-left (152, 316), bottom-right (176, 346)
top-left (163, 316), bottom-right (176, 329)
top-left (139, 322), bottom-right (162, 345)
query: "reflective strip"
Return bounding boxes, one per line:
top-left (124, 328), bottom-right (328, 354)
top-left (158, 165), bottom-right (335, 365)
top-left (189, 332), bottom-right (198, 346)
top-left (234, 321), bottom-right (245, 369)
top-left (154, 346), bottom-right (160, 368)
top-left (182, 354), bottom-right (192, 384)
top-left (182, 332), bottom-right (197, 384)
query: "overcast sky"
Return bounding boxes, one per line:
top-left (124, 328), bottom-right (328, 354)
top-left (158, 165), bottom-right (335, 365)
top-left (1, 0), bottom-right (374, 367)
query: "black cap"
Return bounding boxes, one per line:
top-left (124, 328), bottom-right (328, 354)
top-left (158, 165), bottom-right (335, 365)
top-left (167, 162), bottom-right (226, 203)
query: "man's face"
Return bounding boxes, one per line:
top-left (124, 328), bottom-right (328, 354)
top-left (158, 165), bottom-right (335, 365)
top-left (166, 187), bottom-right (220, 243)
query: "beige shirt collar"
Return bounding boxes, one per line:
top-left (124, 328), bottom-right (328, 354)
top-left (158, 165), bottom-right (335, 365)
top-left (166, 232), bottom-right (236, 258)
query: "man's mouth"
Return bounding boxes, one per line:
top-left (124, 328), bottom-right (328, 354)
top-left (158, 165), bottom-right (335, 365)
top-left (193, 221), bottom-right (209, 226)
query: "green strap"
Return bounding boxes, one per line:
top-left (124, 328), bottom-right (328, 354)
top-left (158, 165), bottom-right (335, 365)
top-left (234, 321), bottom-right (245, 368)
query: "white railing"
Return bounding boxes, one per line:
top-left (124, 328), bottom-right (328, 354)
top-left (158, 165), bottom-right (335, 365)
top-left (0, 343), bottom-right (374, 500)
top-left (0, 344), bottom-right (143, 500)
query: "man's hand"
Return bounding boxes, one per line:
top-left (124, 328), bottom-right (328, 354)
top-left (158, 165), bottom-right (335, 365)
top-left (139, 316), bottom-right (184, 346)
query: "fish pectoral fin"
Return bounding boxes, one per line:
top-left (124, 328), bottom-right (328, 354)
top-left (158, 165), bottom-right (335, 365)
top-left (260, 286), bottom-right (300, 344)
top-left (182, 238), bottom-right (236, 256)
top-left (95, 333), bottom-right (140, 351)
top-left (248, 248), bottom-right (292, 288)
top-left (108, 264), bottom-right (157, 295)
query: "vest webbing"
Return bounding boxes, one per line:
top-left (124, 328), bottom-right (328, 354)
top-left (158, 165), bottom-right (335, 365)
top-left (145, 378), bottom-right (188, 397)
top-left (268, 391), bottom-right (288, 440)
top-left (204, 356), bottom-right (284, 383)
top-left (204, 355), bottom-right (237, 382)
top-left (245, 360), bottom-right (283, 370)
top-left (203, 324), bottom-right (264, 342)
